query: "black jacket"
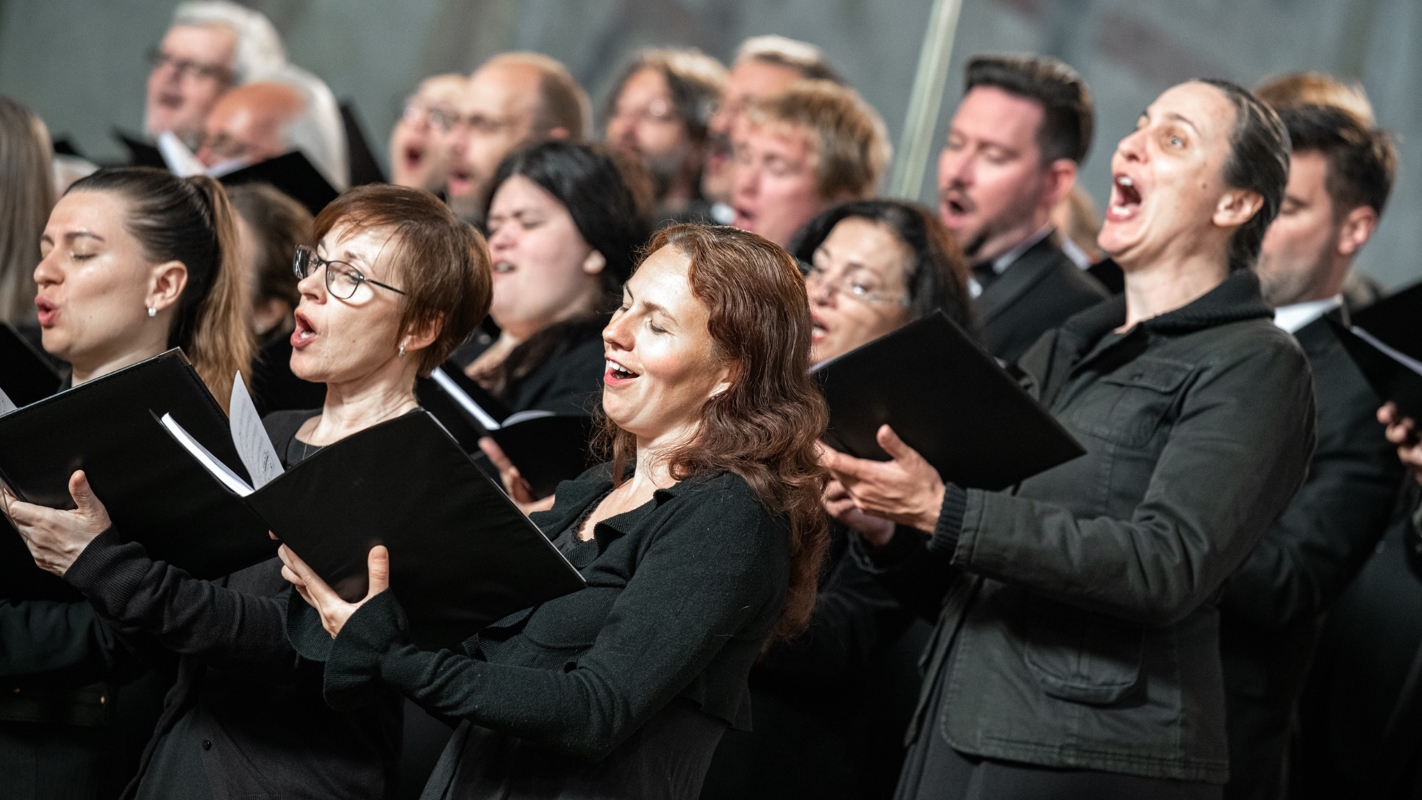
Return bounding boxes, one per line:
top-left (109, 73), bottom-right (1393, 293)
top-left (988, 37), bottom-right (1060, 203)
top-left (1218, 310), bottom-right (1404, 799)
top-left (974, 234), bottom-right (1108, 364)
top-left (289, 467), bottom-right (790, 799)
top-left (860, 270), bottom-right (1316, 783)
top-left (59, 411), bottom-right (402, 799)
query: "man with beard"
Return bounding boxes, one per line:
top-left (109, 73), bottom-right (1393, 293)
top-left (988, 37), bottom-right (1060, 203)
top-left (1219, 99), bottom-right (1403, 800)
top-left (603, 48), bottom-right (725, 225)
top-left (936, 55), bottom-right (1106, 363)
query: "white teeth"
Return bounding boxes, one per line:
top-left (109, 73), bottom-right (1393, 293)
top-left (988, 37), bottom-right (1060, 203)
top-left (1116, 175), bottom-right (1134, 188)
top-left (493, 262), bottom-right (515, 273)
top-left (605, 359), bottom-right (636, 378)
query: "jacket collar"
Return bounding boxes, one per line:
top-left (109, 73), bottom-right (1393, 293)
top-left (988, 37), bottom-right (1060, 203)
top-left (530, 464), bottom-right (723, 544)
top-left (1058, 268), bottom-right (1272, 346)
top-left (974, 233), bottom-right (1068, 326)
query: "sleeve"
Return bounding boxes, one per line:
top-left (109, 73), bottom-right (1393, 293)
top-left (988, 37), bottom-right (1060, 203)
top-left (321, 488), bottom-right (785, 762)
top-left (756, 531), bottom-right (914, 690)
top-left (63, 527), bottom-right (303, 681)
top-left (1220, 374), bottom-right (1404, 628)
top-left (0, 598), bottom-right (122, 676)
top-left (937, 341), bottom-right (1317, 627)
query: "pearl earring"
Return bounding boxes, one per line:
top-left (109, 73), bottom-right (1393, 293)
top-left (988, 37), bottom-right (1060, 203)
top-left (399, 344), bottom-right (406, 357)
top-left (147, 306), bottom-right (156, 318)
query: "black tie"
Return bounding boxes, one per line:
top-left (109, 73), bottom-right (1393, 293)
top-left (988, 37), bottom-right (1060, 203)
top-left (971, 261), bottom-right (998, 291)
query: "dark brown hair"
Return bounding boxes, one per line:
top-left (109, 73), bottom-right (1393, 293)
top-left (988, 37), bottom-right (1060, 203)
top-left (69, 168), bottom-right (252, 410)
top-left (606, 223), bottom-right (830, 640)
top-left (313, 184), bottom-right (491, 375)
top-left (227, 182), bottom-right (312, 309)
top-left (966, 54), bottom-right (1094, 164)
top-left (1197, 79), bottom-right (1290, 272)
top-left (1277, 103), bottom-right (1396, 217)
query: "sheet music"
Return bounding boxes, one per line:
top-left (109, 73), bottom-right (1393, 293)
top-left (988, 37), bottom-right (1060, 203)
top-left (1354, 326), bottom-right (1422, 377)
top-left (160, 413), bottom-right (254, 496)
top-left (0, 386), bottom-right (15, 417)
top-left (156, 131), bottom-right (207, 177)
top-left (230, 371), bottom-right (285, 489)
top-left (432, 367), bottom-right (502, 430)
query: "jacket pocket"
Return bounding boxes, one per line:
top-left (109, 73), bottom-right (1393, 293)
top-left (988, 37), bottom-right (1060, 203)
top-left (1021, 596), bottom-right (1145, 706)
top-left (1077, 357), bottom-right (1194, 448)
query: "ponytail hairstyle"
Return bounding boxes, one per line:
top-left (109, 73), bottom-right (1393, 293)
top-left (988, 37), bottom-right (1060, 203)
top-left (66, 167), bottom-right (253, 409)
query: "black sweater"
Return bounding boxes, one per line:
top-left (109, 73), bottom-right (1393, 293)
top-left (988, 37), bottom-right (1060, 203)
top-left (61, 410), bottom-right (402, 799)
top-left (288, 466), bottom-right (791, 799)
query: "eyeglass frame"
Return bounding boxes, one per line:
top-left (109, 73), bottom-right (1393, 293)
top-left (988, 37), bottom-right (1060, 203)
top-left (799, 259), bottom-right (910, 307)
top-left (293, 245), bottom-right (407, 299)
top-left (147, 48), bottom-right (233, 84)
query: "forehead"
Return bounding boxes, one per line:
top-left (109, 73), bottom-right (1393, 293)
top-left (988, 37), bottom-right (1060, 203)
top-left (1148, 82), bottom-right (1237, 143)
top-left (48, 190), bottom-right (131, 233)
top-left (620, 67), bottom-right (672, 100)
top-left (629, 245), bottom-right (702, 312)
top-left (1284, 149), bottom-right (1330, 194)
top-left (736, 117), bottom-right (813, 158)
top-left (951, 86), bottom-right (1045, 147)
top-left (320, 223), bottom-right (403, 274)
top-left (489, 174), bottom-right (563, 214)
top-left (162, 23), bottom-right (237, 57)
top-left (727, 59), bottom-right (803, 100)
top-left (416, 75), bottom-right (466, 106)
top-left (820, 217), bottom-right (912, 272)
top-left (464, 64), bottom-right (541, 116)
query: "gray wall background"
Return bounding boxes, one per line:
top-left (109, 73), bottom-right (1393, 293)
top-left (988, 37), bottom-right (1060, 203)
top-left (2, 0), bottom-right (1419, 286)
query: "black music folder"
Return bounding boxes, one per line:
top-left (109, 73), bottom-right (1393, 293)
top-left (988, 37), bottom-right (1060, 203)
top-left (0, 351), bottom-right (273, 600)
top-left (164, 409), bottom-right (586, 649)
top-left (218, 151), bottom-right (339, 216)
top-left (813, 311), bottom-right (1085, 491)
top-left (0, 323), bottom-right (61, 409)
top-left (113, 130), bottom-right (166, 168)
top-left (1331, 286), bottom-right (1422, 420)
top-left (416, 364), bottom-right (597, 500)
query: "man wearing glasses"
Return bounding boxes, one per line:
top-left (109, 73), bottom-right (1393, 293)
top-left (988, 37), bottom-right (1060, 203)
top-left (144, 1), bottom-right (285, 149)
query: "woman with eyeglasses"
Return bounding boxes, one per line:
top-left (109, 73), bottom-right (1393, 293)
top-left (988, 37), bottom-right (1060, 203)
top-left (5, 182), bottom-right (492, 798)
top-left (701, 199), bottom-right (974, 800)
top-left (390, 74), bottom-right (466, 193)
top-left (0, 166), bottom-right (251, 800)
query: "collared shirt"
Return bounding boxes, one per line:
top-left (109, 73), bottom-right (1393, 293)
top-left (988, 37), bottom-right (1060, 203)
top-left (1273, 294), bottom-right (1344, 334)
top-left (968, 225), bottom-right (1056, 298)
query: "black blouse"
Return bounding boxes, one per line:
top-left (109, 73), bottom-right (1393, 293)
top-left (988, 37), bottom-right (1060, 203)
top-left (450, 321), bottom-right (605, 416)
top-left (288, 466), bottom-right (792, 800)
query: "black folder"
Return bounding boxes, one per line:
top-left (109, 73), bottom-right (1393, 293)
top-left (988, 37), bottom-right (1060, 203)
top-left (0, 322), bottom-right (62, 408)
top-left (1329, 309), bottom-right (1422, 421)
top-left (0, 350), bottom-right (274, 600)
top-left (113, 130), bottom-right (166, 168)
top-left (218, 151), bottom-right (339, 216)
top-left (340, 101), bottom-right (388, 186)
top-left (416, 364), bottom-right (597, 500)
top-left (813, 312), bottom-right (1085, 491)
top-left (168, 410), bottom-right (586, 649)
top-left (1349, 280), bottom-right (1422, 363)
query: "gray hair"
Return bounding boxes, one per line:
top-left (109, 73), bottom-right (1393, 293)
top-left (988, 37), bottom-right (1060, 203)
top-left (734, 35), bottom-right (843, 85)
top-left (0, 96), bottom-right (54, 325)
top-left (171, 0), bottom-right (285, 84)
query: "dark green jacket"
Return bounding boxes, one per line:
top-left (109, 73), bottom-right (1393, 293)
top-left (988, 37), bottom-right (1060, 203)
top-left (860, 270), bottom-right (1316, 783)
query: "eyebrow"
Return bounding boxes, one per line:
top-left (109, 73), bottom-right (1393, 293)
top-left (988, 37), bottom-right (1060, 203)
top-left (41, 231), bottom-right (105, 245)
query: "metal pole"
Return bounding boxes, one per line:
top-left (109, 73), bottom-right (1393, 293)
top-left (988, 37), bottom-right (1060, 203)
top-left (888, 0), bottom-right (965, 200)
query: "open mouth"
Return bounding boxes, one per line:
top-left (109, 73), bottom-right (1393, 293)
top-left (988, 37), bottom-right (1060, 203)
top-left (403, 144), bottom-right (424, 169)
top-left (35, 297), bottom-right (57, 327)
top-left (1107, 174), bottom-right (1143, 222)
top-left (157, 91), bottom-right (183, 109)
top-left (732, 206), bottom-right (755, 227)
top-left (810, 313), bottom-right (830, 342)
top-left (447, 166), bottom-right (473, 194)
top-left (491, 261), bottom-right (515, 275)
top-left (604, 357), bottom-right (640, 385)
top-left (940, 190), bottom-right (974, 221)
top-left (291, 311), bottom-right (317, 348)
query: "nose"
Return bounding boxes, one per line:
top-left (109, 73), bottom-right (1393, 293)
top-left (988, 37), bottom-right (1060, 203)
top-left (1115, 127), bottom-right (1148, 165)
top-left (486, 224), bottom-right (517, 256)
top-left (296, 262), bottom-right (325, 302)
top-left (602, 308), bottom-right (633, 352)
top-left (34, 248), bottom-right (61, 288)
top-left (732, 162), bottom-right (758, 203)
top-left (939, 146), bottom-right (972, 187)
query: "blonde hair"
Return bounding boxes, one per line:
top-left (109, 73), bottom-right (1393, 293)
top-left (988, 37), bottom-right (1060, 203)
top-left (744, 80), bottom-right (891, 200)
top-left (1255, 71), bottom-right (1375, 126)
top-left (0, 96), bottom-right (55, 325)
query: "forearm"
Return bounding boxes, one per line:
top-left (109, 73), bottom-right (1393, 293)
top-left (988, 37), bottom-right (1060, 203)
top-left (0, 599), bottom-right (120, 676)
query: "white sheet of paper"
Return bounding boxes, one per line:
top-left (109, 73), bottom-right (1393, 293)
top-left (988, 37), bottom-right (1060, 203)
top-left (160, 413), bottom-right (254, 496)
top-left (431, 367), bottom-right (502, 430)
top-left (230, 371), bottom-right (285, 489)
top-left (156, 131), bottom-right (207, 177)
top-left (0, 386), bottom-right (16, 417)
top-left (1354, 326), bottom-right (1422, 377)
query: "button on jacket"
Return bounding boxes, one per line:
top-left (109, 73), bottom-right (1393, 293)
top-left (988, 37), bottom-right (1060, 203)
top-left (861, 270), bottom-right (1317, 784)
top-left (288, 467), bottom-right (791, 800)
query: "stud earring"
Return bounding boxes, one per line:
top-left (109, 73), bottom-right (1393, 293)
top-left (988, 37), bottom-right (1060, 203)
top-left (398, 344), bottom-right (406, 357)
top-left (147, 306), bottom-right (156, 318)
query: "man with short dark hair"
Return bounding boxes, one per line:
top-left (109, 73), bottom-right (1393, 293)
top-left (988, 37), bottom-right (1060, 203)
top-left (938, 54), bottom-right (1106, 363)
top-left (1218, 100), bottom-right (1404, 800)
top-left (444, 52), bottom-right (590, 221)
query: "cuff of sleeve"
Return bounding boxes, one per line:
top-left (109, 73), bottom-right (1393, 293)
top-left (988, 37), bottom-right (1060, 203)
top-left (925, 483), bottom-right (968, 557)
top-left (63, 527), bottom-right (150, 612)
top-left (285, 597), bottom-right (334, 663)
top-left (323, 590), bottom-right (409, 709)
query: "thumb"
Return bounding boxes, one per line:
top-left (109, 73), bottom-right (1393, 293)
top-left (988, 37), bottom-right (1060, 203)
top-left (877, 425), bottom-right (919, 463)
top-left (69, 471), bottom-right (102, 516)
top-left (366, 545), bottom-right (390, 597)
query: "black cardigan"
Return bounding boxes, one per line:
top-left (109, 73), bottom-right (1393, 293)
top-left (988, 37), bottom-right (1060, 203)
top-left (60, 410), bottom-right (402, 799)
top-left (288, 466), bottom-right (791, 799)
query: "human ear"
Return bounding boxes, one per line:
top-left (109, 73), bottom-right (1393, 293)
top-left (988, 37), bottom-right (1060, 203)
top-left (1212, 189), bottom-right (1264, 230)
top-left (582, 249), bottom-right (607, 276)
top-left (1337, 205), bottom-right (1379, 257)
top-left (401, 312), bottom-right (445, 355)
top-left (709, 359), bottom-right (740, 398)
top-left (146, 261), bottom-right (189, 313)
top-left (1043, 159), bottom-right (1078, 209)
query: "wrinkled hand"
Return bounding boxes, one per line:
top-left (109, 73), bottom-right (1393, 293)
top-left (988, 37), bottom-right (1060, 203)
top-left (1380, 402), bottom-right (1422, 485)
top-left (1, 471), bottom-right (111, 577)
top-left (278, 543), bottom-right (389, 638)
top-left (824, 478), bottom-right (896, 546)
top-left (820, 425), bottom-right (945, 533)
top-left (479, 437), bottom-right (554, 514)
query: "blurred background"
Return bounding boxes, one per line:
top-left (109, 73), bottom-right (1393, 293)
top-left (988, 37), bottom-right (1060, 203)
top-left (1, 0), bottom-right (1418, 286)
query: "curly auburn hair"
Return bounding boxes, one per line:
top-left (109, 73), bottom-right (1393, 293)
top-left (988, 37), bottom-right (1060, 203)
top-left (604, 223), bottom-right (830, 641)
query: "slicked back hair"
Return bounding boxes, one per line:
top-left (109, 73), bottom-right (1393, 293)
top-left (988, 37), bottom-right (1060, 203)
top-left (965, 54), bottom-right (1093, 165)
top-left (1276, 103), bottom-right (1395, 217)
top-left (1197, 78), bottom-right (1290, 272)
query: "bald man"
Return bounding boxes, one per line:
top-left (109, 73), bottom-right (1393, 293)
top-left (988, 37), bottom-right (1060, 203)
top-left (444, 52), bottom-right (590, 220)
top-left (195, 81), bottom-right (304, 171)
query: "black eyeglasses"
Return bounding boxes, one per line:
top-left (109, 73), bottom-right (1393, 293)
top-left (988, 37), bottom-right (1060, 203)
top-left (147, 48), bottom-right (233, 83)
top-left (293, 245), bottom-right (406, 299)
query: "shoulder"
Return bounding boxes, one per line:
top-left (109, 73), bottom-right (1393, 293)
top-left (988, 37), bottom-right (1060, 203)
top-left (261, 408), bottom-right (320, 450)
top-left (662, 472), bottom-right (786, 551)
